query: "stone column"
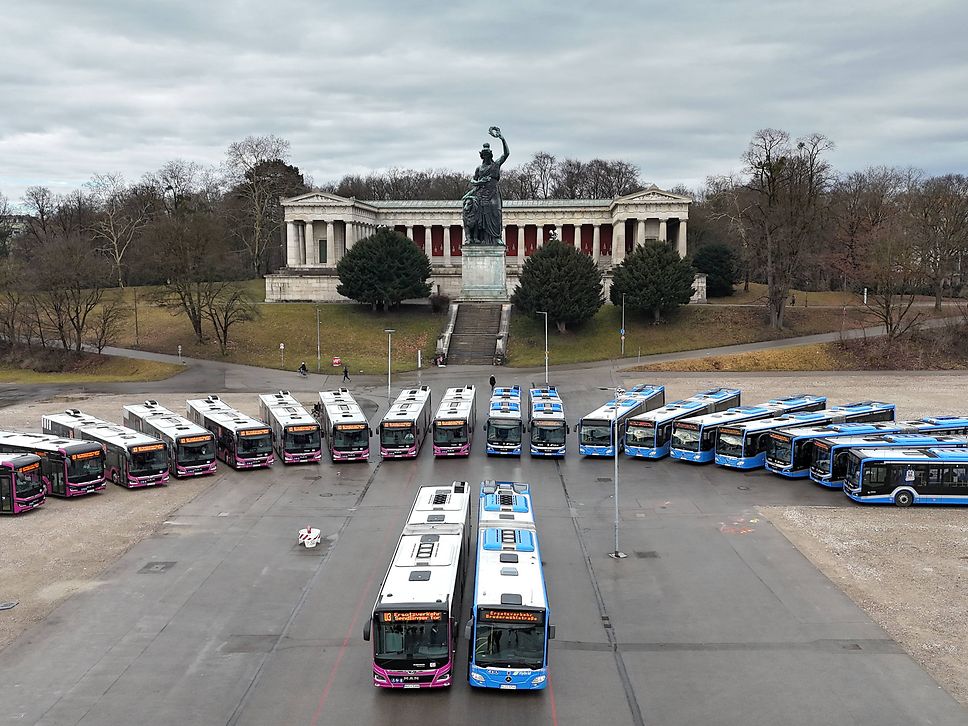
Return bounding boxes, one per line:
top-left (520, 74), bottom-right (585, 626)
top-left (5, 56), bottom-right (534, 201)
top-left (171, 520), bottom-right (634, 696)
top-left (613, 220), bottom-right (626, 264)
top-left (658, 218), bottom-right (667, 244)
top-left (677, 220), bottom-right (688, 257)
top-left (636, 219), bottom-right (646, 247)
top-left (536, 225), bottom-right (544, 249)
top-left (517, 225), bottom-right (525, 266)
top-left (346, 222), bottom-right (355, 250)
top-left (592, 224), bottom-right (601, 263)
top-left (405, 225), bottom-right (414, 241)
top-left (297, 223), bottom-right (306, 266)
top-left (438, 226), bottom-right (450, 267)
top-left (305, 221), bottom-right (316, 265)
top-left (286, 221), bottom-right (298, 267)
top-left (325, 221), bottom-right (335, 267)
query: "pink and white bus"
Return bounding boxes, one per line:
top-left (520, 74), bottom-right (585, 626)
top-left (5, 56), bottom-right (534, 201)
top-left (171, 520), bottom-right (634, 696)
top-left (186, 396), bottom-right (274, 470)
top-left (432, 386), bottom-right (477, 457)
top-left (0, 430), bottom-right (105, 496)
top-left (258, 391), bottom-right (322, 464)
top-left (43, 410), bottom-right (169, 488)
top-left (363, 481), bottom-right (471, 688)
top-left (123, 401), bottom-right (217, 478)
top-left (316, 389), bottom-right (370, 462)
top-left (0, 453), bottom-right (46, 514)
top-left (379, 386), bottom-right (432, 459)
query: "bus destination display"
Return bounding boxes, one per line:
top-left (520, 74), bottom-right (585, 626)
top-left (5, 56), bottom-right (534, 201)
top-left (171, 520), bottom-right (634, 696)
top-left (180, 435), bottom-right (213, 444)
top-left (381, 610), bottom-right (443, 623)
top-left (436, 420), bottom-right (465, 427)
top-left (71, 450), bottom-right (102, 461)
top-left (240, 428), bottom-right (271, 437)
top-left (287, 425), bottom-right (318, 433)
top-left (383, 421), bottom-right (413, 429)
top-left (479, 608), bottom-right (544, 624)
top-left (335, 423), bottom-right (367, 431)
top-left (132, 443), bottom-right (165, 453)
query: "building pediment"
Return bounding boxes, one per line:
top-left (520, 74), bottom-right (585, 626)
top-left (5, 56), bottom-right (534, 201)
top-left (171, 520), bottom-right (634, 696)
top-left (281, 191), bottom-right (378, 211)
top-left (613, 185), bottom-right (692, 205)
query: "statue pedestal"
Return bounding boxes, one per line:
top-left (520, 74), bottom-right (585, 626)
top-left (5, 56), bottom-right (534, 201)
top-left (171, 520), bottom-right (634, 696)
top-left (460, 245), bottom-right (508, 301)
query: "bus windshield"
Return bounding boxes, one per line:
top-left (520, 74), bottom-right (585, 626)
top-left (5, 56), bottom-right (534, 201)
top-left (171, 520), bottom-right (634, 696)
top-left (672, 427), bottom-right (701, 451)
top-left (66, 451), bottom-right (105, 482)
top-left (487, 420), bottom-right (521, 445)
top-left (129, 447), bottom-right (168, 476)
top-left (15, 467), bottom-right (44, 499)
top-left (717, 433), bottom-right (744, 457)
top-left (375, 612), bottom-right (449, 668)
top-left (434, 423), bottom-right (467, 446)
top-left (811, 445), bottom-right (831, 475)
top-left (475, 609), bottom-right (545, 670)
top-left (626, 423), bottom-right (655, 446)
top-left (532, 422), bottom-right (566, 446)
top-left (845, 454), bottom-right (862, 489)
top-left (579, 423), bottom-right (612, 446)
top-left (769, 437), bottom-right (793, 465)
top-left (333, 426), bottom-right (368, 451)
top-left (177, 438), bottom-right (215, 466)
top-left (239, 433), bottom-right (273, 456)
top-left (285, 427), bottom-right (320, 453)
top-left (381, 425), bottom-right (416, 449)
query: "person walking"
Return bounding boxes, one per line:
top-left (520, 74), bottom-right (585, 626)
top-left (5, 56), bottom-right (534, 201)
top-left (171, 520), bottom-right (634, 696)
top-left (489, 375), bottom-right (496, 392)
top-left (343, 365), bottom-right (351, 383)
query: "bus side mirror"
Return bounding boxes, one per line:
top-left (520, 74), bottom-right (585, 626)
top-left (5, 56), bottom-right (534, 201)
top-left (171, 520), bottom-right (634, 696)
top-left (567, 425), bottom-right (571, 434)
top-left (362, 618), bottom-right (371, 641)
top-left (464, 619), bottom-right (473, 640)
top-left (548, 624), bottom-right (556, 640)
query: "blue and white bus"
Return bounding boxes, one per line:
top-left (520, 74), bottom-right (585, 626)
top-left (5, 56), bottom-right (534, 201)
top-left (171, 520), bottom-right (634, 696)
top-left (811, 432), bottom-right (968, 488)
top-left (717, 401), bottom-right (896, 471)
top-left (669, 395), bottom-right (826, 464)
top-left (466, 480), bottom-right (555, 690)
top-left (528, 386), bottom-right (568, 457)
top-left (844, 447), bottom-right (968, 506)
top-left (625, 387), bottom-right (741, 459)
top-left (577, 384), bottom-right (665, 457)
top-left (485, 386), bottom-right (524, 456)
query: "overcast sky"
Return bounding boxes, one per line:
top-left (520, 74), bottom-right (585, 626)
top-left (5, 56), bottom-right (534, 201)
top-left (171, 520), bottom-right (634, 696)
top-left (2, 0), bottom-right (967, 207)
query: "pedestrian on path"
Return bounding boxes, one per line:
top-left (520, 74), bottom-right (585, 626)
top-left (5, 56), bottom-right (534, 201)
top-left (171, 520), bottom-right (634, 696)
top-left (489, 375), bottom-right (496, 392)
top-left (343, 365), bottom-right (351, 382)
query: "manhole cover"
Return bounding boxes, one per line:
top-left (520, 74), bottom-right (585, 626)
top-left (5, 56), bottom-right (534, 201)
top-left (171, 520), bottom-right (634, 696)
top-left (635, 551), bottom-right (659, 559)
top-left (737, 485), bottom-right (750, 491)
top-left (596, 477), bottom-right (612, 482)
top-left (138, 561), bottom-right (177, 574)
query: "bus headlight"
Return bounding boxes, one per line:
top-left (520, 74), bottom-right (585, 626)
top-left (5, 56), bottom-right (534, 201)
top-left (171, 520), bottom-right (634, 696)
top-left (532, 675), bottom-right (546, 685)
top-left (470, 672), bottom-right (485, 683)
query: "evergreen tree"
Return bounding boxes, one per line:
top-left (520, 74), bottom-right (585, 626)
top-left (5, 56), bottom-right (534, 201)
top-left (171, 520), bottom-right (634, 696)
top-left (692, 243), bottom-right (738, 297)
top-left (336, 228), bottom-right (432, 309)
top-left (512, 239), bottom-right (603, 332)
top-left (610, 241), bottom-right (695, 323)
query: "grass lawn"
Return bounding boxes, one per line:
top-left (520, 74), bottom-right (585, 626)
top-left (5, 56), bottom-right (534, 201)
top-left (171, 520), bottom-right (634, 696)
top-left (111, 282), bottom-right (446, 374)
top-left (507, 304), bottom-right (887, 367)
top-left (0, 356), bottom-right (184, 384)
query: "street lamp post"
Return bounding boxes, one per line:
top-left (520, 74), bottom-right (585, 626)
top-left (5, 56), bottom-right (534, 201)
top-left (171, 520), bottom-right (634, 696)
top-left (600, 386), bottom-right (627, 559)
top-left (384, 328), bottom-right (395, 401)
top-left (537, 311), bottom-right (549, 384)
top-left (620, 293), bottom-right (626, 357)
top-left (316, 306), bottom-right (321, 373)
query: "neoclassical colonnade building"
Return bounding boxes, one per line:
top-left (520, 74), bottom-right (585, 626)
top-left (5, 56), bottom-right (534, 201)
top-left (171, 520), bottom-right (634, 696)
top-left (265, 186), bottom-right (695, 302)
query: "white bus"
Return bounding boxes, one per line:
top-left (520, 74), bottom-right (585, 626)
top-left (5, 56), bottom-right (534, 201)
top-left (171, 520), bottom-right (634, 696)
top-left (432, 386), bottom-right (477, 457)
top-left (122, 400), bottom-right (217, 478)
top-left (0, 429), bottom-right (105, 497)
top-left (362, 481), bottom-right (472, 688)
top-left (465, 480), bottom-right (555, 690)
top-left (43, 410), bottom-right (169, 488)
top-left (528, 386), bottom-right (568, 457)
top-left (316, 388), bottom-right (371, 462)
top-left (258, 391), bottom-right (322, 464)
top-left (485, 385), bottom-right (523, 456)
top-left (186, 396), bottom-right (273, 470)
top-left (379, 386), bottom-right (432, 459)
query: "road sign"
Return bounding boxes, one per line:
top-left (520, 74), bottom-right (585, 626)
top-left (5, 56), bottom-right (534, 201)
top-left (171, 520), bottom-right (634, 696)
top-left (332, 356), bottom-right (342, 366)
top-left (619, 328), bottom-right (625, 335)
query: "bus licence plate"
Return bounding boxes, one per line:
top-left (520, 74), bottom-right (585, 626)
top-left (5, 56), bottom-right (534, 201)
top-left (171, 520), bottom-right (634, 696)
top-left (403, 684), bottom-right (420, 689)
top-left (500, 684), bottom-right (517, 690)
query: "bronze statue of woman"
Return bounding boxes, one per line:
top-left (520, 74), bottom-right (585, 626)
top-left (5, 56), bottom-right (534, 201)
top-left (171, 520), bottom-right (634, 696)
top-left (463, 126), bottom-right (509, 245)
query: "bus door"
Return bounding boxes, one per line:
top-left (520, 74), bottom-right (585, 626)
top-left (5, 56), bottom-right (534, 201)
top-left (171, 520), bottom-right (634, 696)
top-left (0, 473), bottom-right (11, 513)
top-left (48, 454), bottom-right (67, 496)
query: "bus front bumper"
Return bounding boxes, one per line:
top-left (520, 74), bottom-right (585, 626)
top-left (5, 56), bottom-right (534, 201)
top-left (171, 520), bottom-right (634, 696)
top-left (715, 453), bottom-right (764, 469)
top-left (373, 663), bottom-right (452, 688)
top-left (468, 665), bottom-right (548, 690)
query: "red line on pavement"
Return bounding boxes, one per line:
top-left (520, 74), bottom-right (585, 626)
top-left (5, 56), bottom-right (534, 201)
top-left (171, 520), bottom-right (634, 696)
top-left (549, 674), bottom-right (560, 726)
top-left (308, 460), bottom-right (419, 726)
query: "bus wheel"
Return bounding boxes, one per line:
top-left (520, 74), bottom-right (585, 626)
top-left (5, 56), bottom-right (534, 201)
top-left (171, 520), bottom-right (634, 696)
top-left (111, 470), bottom-right (120, 485)
top-left (894, 490), bottom-right (914, 507)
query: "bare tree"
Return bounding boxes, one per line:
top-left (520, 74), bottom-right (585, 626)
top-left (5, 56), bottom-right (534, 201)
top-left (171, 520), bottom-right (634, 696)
top-left (87, 174), bottom-right (152, 287)
top-left (860, 214), bottom-right (923, 341)
top-left (526, 151), bottom-right (558, 199)
top-left (204, 284), bottom-right (257, 355)
top-left (86, 293), bottom-right (128, 354)
top-left (224, 135), bottom-right (294, 275)
top-left (909, 174), bottom-right (968, 310)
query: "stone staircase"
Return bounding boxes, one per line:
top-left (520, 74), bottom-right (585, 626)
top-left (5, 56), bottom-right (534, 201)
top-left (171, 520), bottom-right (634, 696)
top-left (446, 304), bottom-right (503, 365)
